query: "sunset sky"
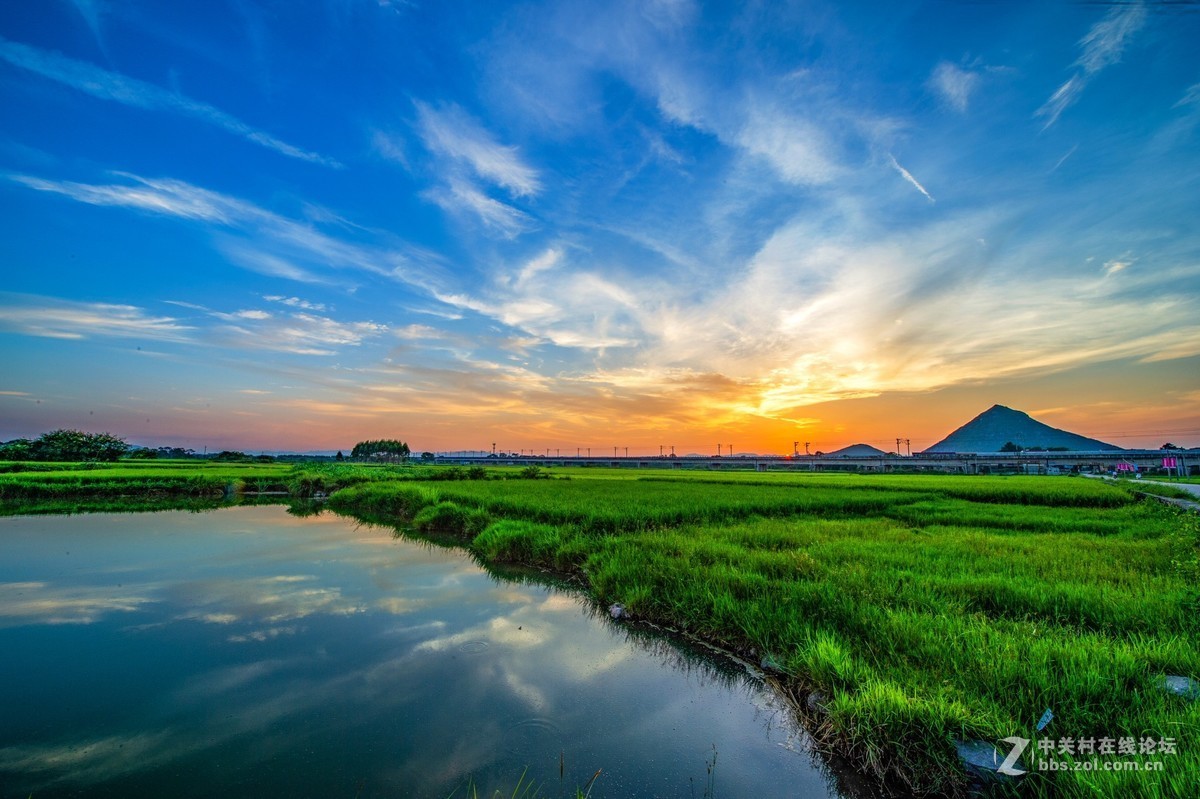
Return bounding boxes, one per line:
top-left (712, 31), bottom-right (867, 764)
top-left (1, 0), bottom-right (1198, 454)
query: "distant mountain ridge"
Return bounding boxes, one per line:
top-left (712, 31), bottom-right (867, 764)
top-left (825, 443), bottom-right (888, 457)
top-left (925, 405), bottom-right (1121, 453)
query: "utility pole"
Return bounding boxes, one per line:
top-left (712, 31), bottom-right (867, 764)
top-left (556, 449), bottom-right (560, 457)
top-left (895, 437), bottom-right (902, 455)
top-left (717, 444), bottom-right (722, 457)
top-left (660, 445), bottom-right (664, 457)
top-left (614, 446), bottom-right (618, 457)
top-left (577, 447), bottom-right (581, 457)
top-left (624, 447), bottom-right (628, 457)
top-left (670, 445), bottom-right (675, 456)
top-left (905, 439), bottom-right (911, 457)
top-left (793, 441), bottom-right (799, 457)
top-left (587, 447), bottom-right (591, 458)
top-left (492, 442), bottom-right (496, 456)
top-left (804, 442), bottom-right (811, 456)
top-left (729, 444), bottom-right (732, 457)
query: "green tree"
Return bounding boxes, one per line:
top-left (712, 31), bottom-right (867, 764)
top-left (0, 438), bottom-right (33, 461)
top-left (1000, 441), bottom-right (1022, 452)
top-left (29, 429), bottom-right (128, 461)
top-left (351, 439), bottom-right (411, 461)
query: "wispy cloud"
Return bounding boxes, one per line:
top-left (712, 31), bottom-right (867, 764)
top-left (888, 154), bottom-right (935, 203)
top-left (69, 0), bottom-right (107, 53)
top-left (1103, 257), bottom-right (1133, 276)
top-left (423, 178), bottom-right (537, 239)
top-left (0, 291), bottom-right (385, 357)
top-left (9, 171), bottom-right (440, 290)
top-left (1036, 3), bottom-right (1147, 128)
top-left (371, 128), bottom-right (411, 169)
top-left (9, 173), bottom-right (240, 223)
top-left (734, 100), bottom-right (841, 186)
top-left (211, 312), bottom-right (387, 356)
top-left (263, 295), bottom-right (328, 312)
top-left (414, 101), bottom-right (541, 197)
top-left (165, 300), bottom-right (387, 356)
top-left (0, 293), bottom-right (193, 341)
top-left (0, 36), bottom-right (339, 166)
top-left (1176, 82), bottom-right (1200, 109)
top-left (929, 62), bottom-right (979, 113)
top-left (433, 246), bottom-right (642, 350)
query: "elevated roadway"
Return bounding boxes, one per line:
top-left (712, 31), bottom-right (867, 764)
top-left (433, 450), bottom-right (1194, 475)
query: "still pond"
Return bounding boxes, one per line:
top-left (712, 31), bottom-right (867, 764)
top-left (0, 505), bottom-right (856, 798)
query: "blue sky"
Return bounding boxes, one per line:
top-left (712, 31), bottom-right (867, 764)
top-left (1, 0), bottom-right (1198, 453)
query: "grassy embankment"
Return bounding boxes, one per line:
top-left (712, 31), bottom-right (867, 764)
top-left (0, 461), bottom-right (427, 515)
top-left (326, 471), bottom-right (1199, 798)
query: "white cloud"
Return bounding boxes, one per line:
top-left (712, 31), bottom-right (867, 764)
top-left (165, 300), bottom-right (388, 356)
top-left (0, 37), bottom-right (338, 166)
top-left (929, 62), bottom-right (979, 112)
top-left (735, 101), bottom-right (840, 186)
top-left (1175, 82), bottom-right (1200, 108)
top-left (263, 295), bottom-right (328, 312)
top-left (1075, 4), bottom-right (1148, 75)
top-left (888, 154), bottom-right (935, 203)
top-left (1103, 258), bottom-right (1132, 276)
top-left (414, 101), bottom-right (541, 197)
top-left (9, 172), bottom-right (438, 290)
top-left (0, 293), bottom-right (193, 342)
top-left (9, 173), bottom-right (241, 223)
top-left (434, 256), bottom-right (644, 350)
top-left (213, 312), bottom-right (386, 356)
top-left (371, 129), bottom-right (410, 168)
top-left (423, 178), bottom-right (537, 239)
top-left (0, 292), bottom-right (384, 357)
top-left (1036, 4), bottom-right (1147, 128)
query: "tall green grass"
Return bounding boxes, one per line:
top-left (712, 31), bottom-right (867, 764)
top-left (328, 471), bottom-right (1196, 797)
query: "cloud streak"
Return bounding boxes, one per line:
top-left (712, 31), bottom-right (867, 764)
top-left (0, 293), bottom-right (193, 342)
top-left (888, 155), bottom-right (935, 203)
top-left (8, 172), bottom-right (441, 291)
top-left (1036, 3), bottom-right (1147, 128)
top-left (0, 36), bottom-right (339, 166)
top-left (414, 101), bottom-right (541, 197)
top-left (423, 178), bottom-right (537, 239)
top-left (0, 292), bottom-right (386, 357)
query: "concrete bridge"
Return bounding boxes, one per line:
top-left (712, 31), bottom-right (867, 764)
top-left (433, 450), bottom-right (1195, 476)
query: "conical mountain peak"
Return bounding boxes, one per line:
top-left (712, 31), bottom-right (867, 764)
top-left (926, 406), bottom-right (1120, 453)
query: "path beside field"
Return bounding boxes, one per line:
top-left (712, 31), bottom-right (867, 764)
top-left (1157, 481), bottom-right (1200, 500)
top-left (1084, 474), bottom-right (1200, 512)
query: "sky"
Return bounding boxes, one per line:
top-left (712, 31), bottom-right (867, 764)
top-left (1, 0), bottom-right (1198, 455)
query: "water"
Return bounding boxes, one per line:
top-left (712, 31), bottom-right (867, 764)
top-left (0, 505), bottom-right (854, 798)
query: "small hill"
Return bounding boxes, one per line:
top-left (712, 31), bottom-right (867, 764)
top-left (925, 405), bottom-right (1121, 453)
top-left (825, 443), bottom-right (889, 457)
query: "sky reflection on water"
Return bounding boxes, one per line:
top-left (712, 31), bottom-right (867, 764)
top-left (0, 506), bottom-right (847, 798)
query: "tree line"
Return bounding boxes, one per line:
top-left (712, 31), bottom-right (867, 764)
top-left (350, 439), bottom-right (411, 460)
